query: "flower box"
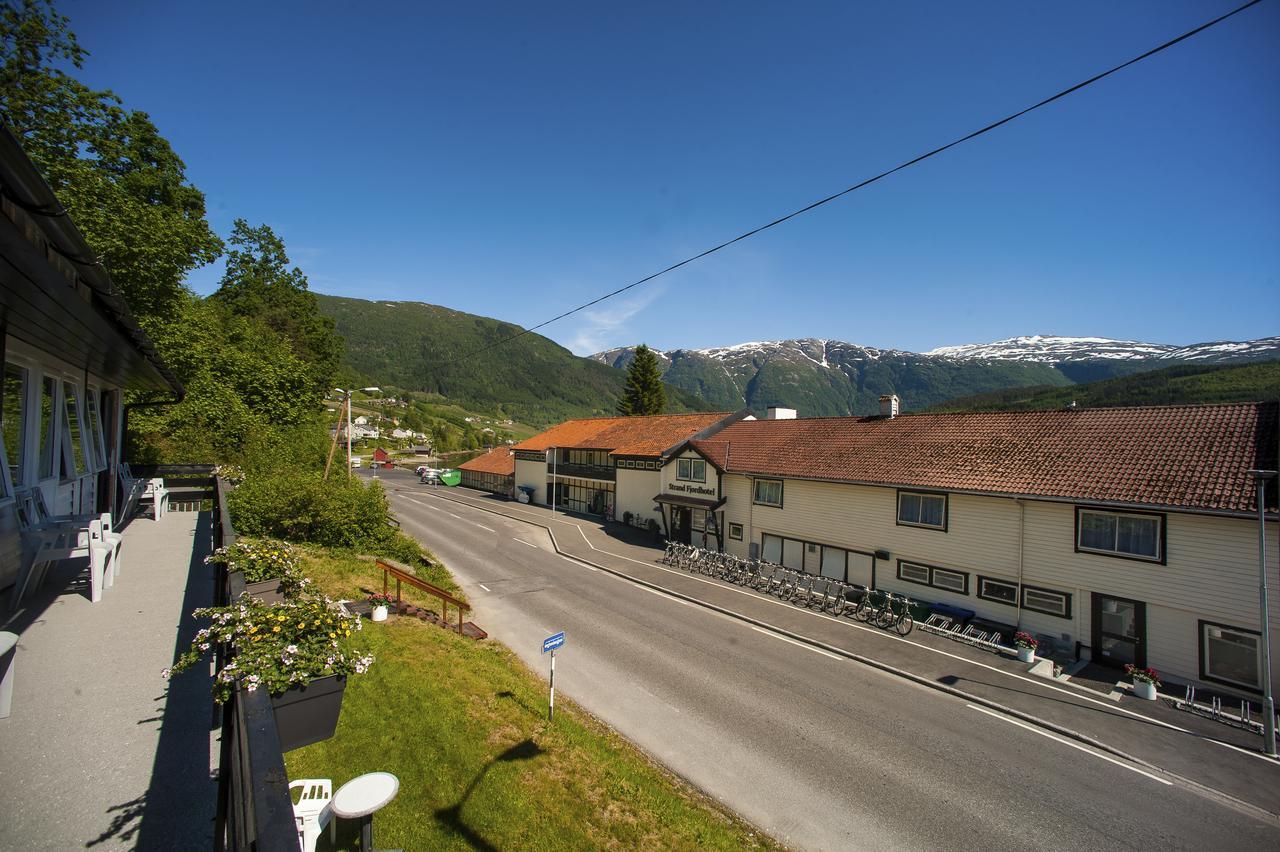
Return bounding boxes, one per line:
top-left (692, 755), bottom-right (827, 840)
top-left (244, 577), bottom-right (285, 605)
top-left (270, 674), bottom-right (347, 752)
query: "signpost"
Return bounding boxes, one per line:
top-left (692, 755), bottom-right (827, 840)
top-left (542, 631), bottom-right (565, 720)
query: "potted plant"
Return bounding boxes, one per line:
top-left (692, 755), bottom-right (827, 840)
top-left (1125, 664), bottom-right (1161, 700)
top-left (1013, 631), bottom-right (1038, 663)
top-left (367, 592), bottom-right (396, 622)
top-left (206, 539), bottom-right (307, 604)
top-left (164, 593), bottom-right (374, 751)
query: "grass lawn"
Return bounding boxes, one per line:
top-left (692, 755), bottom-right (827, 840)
top-left (286, 551), bottom-right (779, 851)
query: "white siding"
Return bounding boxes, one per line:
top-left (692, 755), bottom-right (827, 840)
top-left (513, 457), bottom-right (547, 504)
top-left (615, 468), bottom-right (661, 527)
top-left (716, 470), bottom-right (1280, 696)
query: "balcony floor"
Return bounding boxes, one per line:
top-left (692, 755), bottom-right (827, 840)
top-left (0, 509), bottom-right (217, 850)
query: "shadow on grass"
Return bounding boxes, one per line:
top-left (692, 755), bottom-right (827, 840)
top-left (434, 739), bottom-right (544, 851)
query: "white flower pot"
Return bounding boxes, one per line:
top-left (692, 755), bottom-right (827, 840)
top-left (1132, 679), bottom-right (1157, 700)
top-left (372, 605), bottom-right (388, 623)
top-left (1016, 646), bottom-right (1034, 663)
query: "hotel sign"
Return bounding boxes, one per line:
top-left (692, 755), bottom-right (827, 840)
top-left (666, 483), bottom-right (716, 497)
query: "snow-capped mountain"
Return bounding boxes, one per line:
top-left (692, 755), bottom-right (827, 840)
top-left (592, 334), bottom-right (1279, 415)
top-left (926, 334), bottom-right (1280, 363)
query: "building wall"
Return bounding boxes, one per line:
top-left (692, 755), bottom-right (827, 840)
top-left (513, 457), bottom-right (547, 504)
top-left (615, 468), bottom-right (660, 527)
top-left (460, 471), bottom-right (513, 497)
top-left (1, 335), bottom-right (120, 591)
top-left (659, 449), bottom-right (721, 499)
top-left (718, 471), bottom-right (1280, 697)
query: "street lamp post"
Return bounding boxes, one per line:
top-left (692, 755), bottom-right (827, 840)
top-left (1247, 468), bottom-right (1276, 757)
top-left (333, 387), bottom-right (380, 475)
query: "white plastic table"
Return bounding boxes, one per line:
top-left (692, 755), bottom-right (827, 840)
top-left (331, 771), bottom-right (399, 850)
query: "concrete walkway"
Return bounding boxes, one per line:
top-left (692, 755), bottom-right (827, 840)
top-left (0, 510), bottom-right (216, 851)
top-left (388, 476), bottom-right (1280, 817)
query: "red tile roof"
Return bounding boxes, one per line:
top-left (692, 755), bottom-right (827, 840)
top-left (689, 403), bottom-right (1278, 514)
top-left (458, 446), bottom-right (515, 476)
top-left (512, 413), bottom-right (738, 457)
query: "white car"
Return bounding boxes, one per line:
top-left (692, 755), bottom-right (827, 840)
top-left (419, 468), bottom-right (440, 484)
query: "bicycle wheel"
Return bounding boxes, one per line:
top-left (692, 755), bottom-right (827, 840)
top-left (894, 612), bottom-right (914, 636)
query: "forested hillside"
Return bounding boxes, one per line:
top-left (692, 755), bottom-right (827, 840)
top-left (926, 361), bottom-right (1280, 412)
top-left (317, 295), bottom-right (712, 426)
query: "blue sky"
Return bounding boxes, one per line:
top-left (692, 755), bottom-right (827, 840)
top-left (66, 1), bottom-right (1278, 354)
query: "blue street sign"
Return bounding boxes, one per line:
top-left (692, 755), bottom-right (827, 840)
top-left (542, 631), bottom-right (565, 653)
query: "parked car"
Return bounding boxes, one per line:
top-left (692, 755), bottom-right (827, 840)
top-left (415, 464), bottom-right (429, 476)
top-left (420, 468), bottom-right (440, 484)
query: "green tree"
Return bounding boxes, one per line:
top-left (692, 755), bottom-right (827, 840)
top-left (211, 219), bottom-right (343, 397)
top-left (617, 344), bottom-right (666, 416)
top-left (0, 0), bottom-right (221, 322)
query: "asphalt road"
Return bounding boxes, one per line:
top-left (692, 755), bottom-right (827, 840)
top-left (373, 470), bottom-right (1278, 851)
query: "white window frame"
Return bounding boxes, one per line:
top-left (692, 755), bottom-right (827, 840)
top-left (677, 457), bottom-right (706, 483)
top-left (1022, 586), bottom-right (1071, 618)
top-left (1077, 508), bottom-right (1163, 562)
top-left (898, 562), bottom-right (931, 584)
top-left (728, 522), bottom-right (743, 541)
top-left (36, 374), bottom-right (59, 483)
top-left (897, 490), bottom-right (947, 530)
top-left (932, 567), bottom-right (967, 593)
top-left (897, 560), bottom-right (969, 595)
top-left (1201, 622), bottom-right (1262, 691)
top-left (978, 576), bottom-right (1019, 606)
top-left (1, 362), bottom-right (28, 496)
top-left (752, 478), bottom-right (783, 508)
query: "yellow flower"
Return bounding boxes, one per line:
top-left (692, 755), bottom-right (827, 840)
top-left (273, 626), bottom-right (281, 633)
top-left (329, 632), bottom-right (336, 639)
top-left (344, 630), bottom-right (351, 637)
top-left (277, 615), bottom-right (286, 622)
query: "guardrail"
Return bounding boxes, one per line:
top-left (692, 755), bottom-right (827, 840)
top-left (211, 475), bottom-right (298, 852)
top-left (377, 557), bottom-right (471, 633)
top-left (130, 463), bottom-right (215, 511)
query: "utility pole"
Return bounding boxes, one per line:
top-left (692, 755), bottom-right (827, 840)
top-left (1247, 469), bottom-right (1276, 757)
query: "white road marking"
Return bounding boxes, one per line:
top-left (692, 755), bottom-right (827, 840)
top-left (473, 524), bottom-right (495, 533)
top-left (405, 488), bottom-right (1279, 768)
top-left (445, 511), bottom-right (462, 520)
top-left (478, 584), bottom-right (491, 592)
top-left (514, 539), bottom-right (539, 549)
top-left (966, 704), bottom-right (1172, 785)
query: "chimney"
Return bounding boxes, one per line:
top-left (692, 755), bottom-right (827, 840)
top-left (766, 407), bottom-right (797, 420)
top-left (879, 394), bottom-right (900, 419)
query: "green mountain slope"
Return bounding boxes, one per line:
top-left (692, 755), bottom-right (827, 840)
top-left (926, 361), bottom-right (1280, 412)
top-left (315, 295), bottom-right (712, 426)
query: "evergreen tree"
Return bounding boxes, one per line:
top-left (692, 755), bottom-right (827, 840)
top-left (617, 344), bottom-right (666, 416)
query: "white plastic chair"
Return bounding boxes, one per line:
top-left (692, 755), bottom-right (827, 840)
top-left (97, 512), bottom-right (123, 578)
top-left (142, 478), bottom-right (169, 518)
top-left (290, 778), bottom-right (334, 852)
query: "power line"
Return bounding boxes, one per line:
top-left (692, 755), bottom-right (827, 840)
top-left (439, 0), bottom-right (1265, 369)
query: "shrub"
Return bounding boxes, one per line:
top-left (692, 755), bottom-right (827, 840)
top-left (228, 470), bottom-right (423, 562)
top-left (206, 539), bottom-right (308, 596)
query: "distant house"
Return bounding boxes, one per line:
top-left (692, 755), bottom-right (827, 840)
top-left (353, 415), bottom-right (370, 426)
top-left (391, 428), bottom-right (414, 440)
top-left (459, 446), bottom-right (516, 497)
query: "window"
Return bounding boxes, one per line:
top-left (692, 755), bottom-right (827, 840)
top-left (1077, 508), bottom-right (1162, 561)
top-left (37, 376), bottom-right (56, 480)
top-left (676, 457), bottom-right (706, 482)
top-left (897, 491), bottom-right (946, 530)
top-left (62, 381), bottom-right (87, 478)
top-left (761, 533), bottom-right (782, 563)
top-left (753, 478), bottom-right (782, 507)
top-left (897, 560), bottom-right (969, 595)
top-left (624, 460), bottom-right (635, 468)
top-left (978, 577), bottom-right (1019, 606)
top-left (1022, 585), bottom-right (1071, 618)
top-left (85, 389), bottom-right (106, 471)
top-left (1201, 622), bottom-right (1261, 691)
top-left (3, 365), bottom-right (26, 487)
top-left (691, 509), bottom-right (705, 532)
top-left (898, 562), bottom-right (931, 584)
top-left (932, 568), bottom-right (967, 593)
top-left (820, 547), bottom-right (846, 581)
top-left (728, 522), bottom-right (743, 540)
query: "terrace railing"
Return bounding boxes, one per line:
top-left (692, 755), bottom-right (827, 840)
top-left (211, 475), bottom-right (298, 852)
